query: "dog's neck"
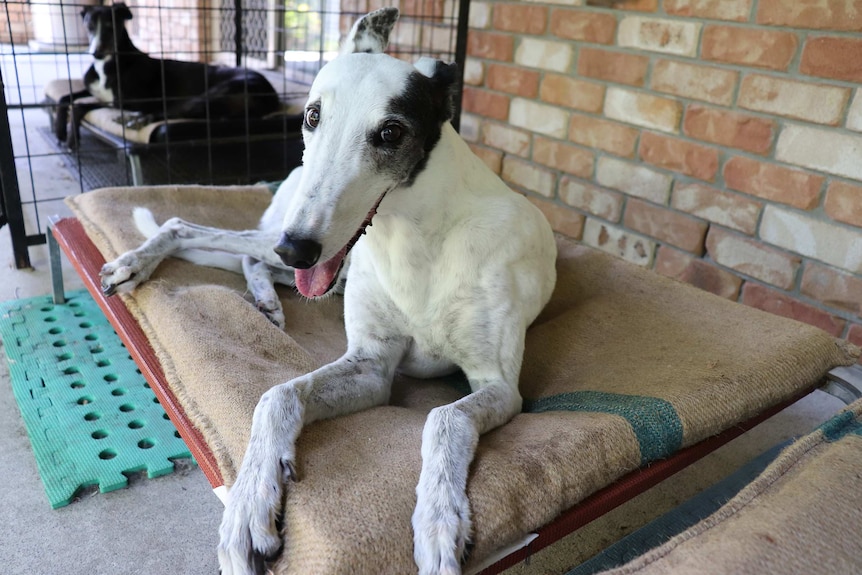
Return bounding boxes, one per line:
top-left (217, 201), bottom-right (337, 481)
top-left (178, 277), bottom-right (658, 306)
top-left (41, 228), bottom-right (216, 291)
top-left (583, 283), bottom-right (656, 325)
top-left (374, 123), bottom-right (509, 241)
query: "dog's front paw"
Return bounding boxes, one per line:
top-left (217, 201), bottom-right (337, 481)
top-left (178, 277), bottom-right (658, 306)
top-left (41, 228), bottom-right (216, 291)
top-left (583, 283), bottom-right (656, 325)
top-left (217, 458), bottom-right (294, 575)
top-left (412, 482), bottom-right (472, 575)
top-left (99, 253), bottom-right (151, 296)
top-left (256, 299), bottom-right (285, 330)
top-left (124, 113), bottom-right (155, 131)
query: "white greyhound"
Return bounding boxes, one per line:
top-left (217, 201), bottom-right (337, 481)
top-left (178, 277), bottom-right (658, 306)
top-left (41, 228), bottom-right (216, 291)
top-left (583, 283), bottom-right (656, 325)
top-left (99, 8), bottom-right (557, 574)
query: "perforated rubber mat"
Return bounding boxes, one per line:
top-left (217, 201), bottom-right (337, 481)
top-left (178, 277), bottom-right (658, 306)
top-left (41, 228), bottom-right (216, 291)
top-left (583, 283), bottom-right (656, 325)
top-left (0, 290), bottom-right (194, 508)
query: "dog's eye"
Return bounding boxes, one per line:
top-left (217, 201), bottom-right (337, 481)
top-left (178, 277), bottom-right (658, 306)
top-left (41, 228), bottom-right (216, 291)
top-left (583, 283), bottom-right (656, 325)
top-left (304, 107), bottom-right (320, 130)
top-left (380, 124), bottom-right (402, 144)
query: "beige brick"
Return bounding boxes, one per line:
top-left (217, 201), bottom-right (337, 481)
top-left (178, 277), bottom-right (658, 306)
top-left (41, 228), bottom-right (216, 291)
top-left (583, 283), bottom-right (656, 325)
top-left (617, 16), bottom-right (701, 57)
top-left (776, 124), bottom-right (862, 181)
top-left (582, 218), bottom-right (655, 266)
top-left (501, 157), bottom-right (556, 197)
top-left (596, 157), bottom-right (672, 204)
top-left (848, 90), bottom-right (862, 132)
top-left (706, 228), bottom-right (800, 289)
top-left (559, 178), bottom-right (623, 221)
top-left (509, 98), bottom-right (569, 139)
top-left (738, 75), bottom-right (849, 126)
top-left (665, 0), bottom-right (752, 21)
top-left (650, 60), bottom-right (737, 106)
top-left (532, 137), bottom-right (594, 178)
top-left (760, 205), bottom-right (862, 273)
top-left (624, 199), bottom-right (708, 253)
top-left (604, 87), bottom-right (682, 133)
top-left (463, 58), bottom-right (484, 86)
top-left (481, 122), bottom-right (531, 157)
top-left (671, 182), bottom-right (761, 234)
top-left (514, 38), bottom-right (574, 72)
top-left (469, 1), bottom-right (491, 28)
top-left (459, 113), bottom-right (481, 142)
top-left (801, 262), bottom-right (862, 317)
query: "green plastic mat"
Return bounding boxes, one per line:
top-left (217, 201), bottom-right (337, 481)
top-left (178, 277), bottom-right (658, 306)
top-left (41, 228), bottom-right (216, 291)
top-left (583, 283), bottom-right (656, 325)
top-left (0, 290), bottom-right (195, 508)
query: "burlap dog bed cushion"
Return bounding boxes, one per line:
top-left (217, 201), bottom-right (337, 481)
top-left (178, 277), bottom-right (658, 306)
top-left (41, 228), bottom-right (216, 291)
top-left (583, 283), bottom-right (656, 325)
top-left (65, 185), bottom-right (859, 573)
top-left (597, 398), bottom-right (862, 575)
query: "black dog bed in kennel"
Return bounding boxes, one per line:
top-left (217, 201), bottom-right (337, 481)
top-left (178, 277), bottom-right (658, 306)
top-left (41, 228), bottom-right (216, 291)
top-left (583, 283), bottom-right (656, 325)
top-left (44, 78), bottom-right (306, 187)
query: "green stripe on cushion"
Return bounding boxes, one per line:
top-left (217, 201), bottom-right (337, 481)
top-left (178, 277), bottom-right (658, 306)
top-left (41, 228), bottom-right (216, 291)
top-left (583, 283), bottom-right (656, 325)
top-left (523, 391), bottom-right (683, 465)
top-left (819, 410), bottom-right (862, 441)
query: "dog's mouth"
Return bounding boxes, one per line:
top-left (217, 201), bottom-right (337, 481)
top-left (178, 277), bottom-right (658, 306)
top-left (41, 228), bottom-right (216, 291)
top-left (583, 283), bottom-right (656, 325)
top-left (293, 191), bottom-right (388, 299)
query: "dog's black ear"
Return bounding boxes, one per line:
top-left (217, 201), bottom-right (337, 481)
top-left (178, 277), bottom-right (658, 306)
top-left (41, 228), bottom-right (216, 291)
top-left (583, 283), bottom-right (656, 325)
top-left (113, 2), bottom-right (133, 21)
top-left (428, 60), bottom-right (459, 122)
top-left (80, 5), bottom-right (92, 19)
top-left (340, 7), bottom-right (399, 55)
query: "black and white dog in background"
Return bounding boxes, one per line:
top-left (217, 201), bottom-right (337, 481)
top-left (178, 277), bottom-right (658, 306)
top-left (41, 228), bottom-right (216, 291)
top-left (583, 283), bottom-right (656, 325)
top-left (99, 7), bottom-right (558, 575)
top-left (54, 2), bottom-right (279, 148)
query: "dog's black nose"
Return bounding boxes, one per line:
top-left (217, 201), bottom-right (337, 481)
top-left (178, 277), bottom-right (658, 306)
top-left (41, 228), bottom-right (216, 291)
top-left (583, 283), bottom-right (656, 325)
top-left (274, 235), bottom-right (322, 269)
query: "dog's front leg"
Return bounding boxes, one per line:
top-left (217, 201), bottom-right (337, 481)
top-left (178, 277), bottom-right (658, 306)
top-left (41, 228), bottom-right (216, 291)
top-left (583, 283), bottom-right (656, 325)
top-left (241, 256), bottom-right (289, 329)
top-left (218, 340), bottom-right (408, 575)
top-left (100, 216), bottom-right (282, 296)
top-left (412, 380), bottom-right (522, 575)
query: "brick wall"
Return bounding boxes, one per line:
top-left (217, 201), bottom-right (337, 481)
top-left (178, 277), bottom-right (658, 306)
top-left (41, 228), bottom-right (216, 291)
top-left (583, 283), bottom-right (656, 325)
top-left (461, 0), bottom-right (862, 356)
top-left (2, 2), bottom-right (31, 45)
top-left (127, 0), bottom-right (211, 62)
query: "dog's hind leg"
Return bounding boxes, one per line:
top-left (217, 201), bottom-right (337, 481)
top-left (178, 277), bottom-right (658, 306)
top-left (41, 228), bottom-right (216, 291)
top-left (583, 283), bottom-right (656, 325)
top-left (242, 256), bottom-right (292, 329)
top-left (218, 336), bottom-right (409, 575)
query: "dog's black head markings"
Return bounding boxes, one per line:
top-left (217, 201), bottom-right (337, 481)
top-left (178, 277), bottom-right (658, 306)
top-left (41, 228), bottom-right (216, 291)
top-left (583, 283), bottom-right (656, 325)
top-left (82, 3), bottom-right (133, 60)
top-left (276, 8), bottom-right (460, 299)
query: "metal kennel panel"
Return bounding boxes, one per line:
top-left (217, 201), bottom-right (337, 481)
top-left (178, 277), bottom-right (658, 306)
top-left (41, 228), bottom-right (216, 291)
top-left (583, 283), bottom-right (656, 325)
top-left (1, 0), bottom-right (469, 269)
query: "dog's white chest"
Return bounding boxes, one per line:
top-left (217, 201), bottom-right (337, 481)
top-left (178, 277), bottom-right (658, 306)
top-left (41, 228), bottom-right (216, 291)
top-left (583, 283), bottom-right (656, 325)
top-left (87, 58), bottom-right (114, 104)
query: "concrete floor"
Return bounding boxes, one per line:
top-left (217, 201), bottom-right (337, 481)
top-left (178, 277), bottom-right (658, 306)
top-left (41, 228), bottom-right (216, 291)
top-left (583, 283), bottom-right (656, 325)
top-left (0, 51), bottom-right (851, 575)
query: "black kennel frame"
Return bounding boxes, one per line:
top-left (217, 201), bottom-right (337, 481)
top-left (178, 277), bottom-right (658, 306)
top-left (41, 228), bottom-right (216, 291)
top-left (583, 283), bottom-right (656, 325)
top-left (1, 0), bottom-right (470, 269)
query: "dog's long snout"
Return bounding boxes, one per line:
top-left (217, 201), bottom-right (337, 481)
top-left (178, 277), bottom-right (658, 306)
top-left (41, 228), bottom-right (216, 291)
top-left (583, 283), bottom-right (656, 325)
top-left (274, 235), bottom-right (322, 269)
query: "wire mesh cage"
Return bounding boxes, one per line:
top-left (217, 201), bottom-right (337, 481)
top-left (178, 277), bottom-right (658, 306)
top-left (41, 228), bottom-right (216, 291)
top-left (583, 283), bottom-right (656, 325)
top-left (1, 0), bottom-right (468, 268)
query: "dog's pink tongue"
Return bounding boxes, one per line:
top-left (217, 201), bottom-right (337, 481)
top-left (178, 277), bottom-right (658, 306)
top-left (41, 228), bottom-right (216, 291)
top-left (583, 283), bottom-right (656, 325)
top-left (294, 249), bottom-right (346, 298)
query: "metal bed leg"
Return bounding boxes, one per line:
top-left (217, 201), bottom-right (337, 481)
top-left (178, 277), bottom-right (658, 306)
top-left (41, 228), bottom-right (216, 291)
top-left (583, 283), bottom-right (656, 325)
top-left (47, 221), bottom-right (65, 305)
top-left (822, 365), bottom-right (862, 405)
top-left (129, 153), bottom-right (144, 186)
